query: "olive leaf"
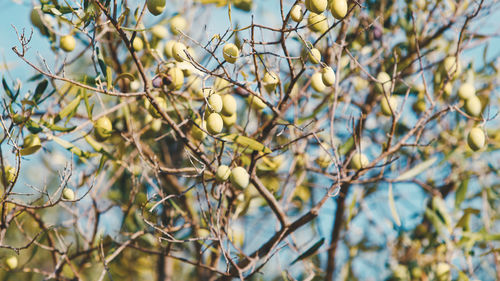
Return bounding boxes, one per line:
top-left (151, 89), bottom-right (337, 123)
top-left (394, 157), bottom-right (437, 181)
top-left (220, 134), bottom-right (272, 153)
top-left (388, 184), bottom-right (401, 226)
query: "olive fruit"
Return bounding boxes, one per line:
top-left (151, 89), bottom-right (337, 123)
top-left (151, 119), bottom-right (162, 132)
top-left (308, 48), bottom-right (322, 64)
top-left (191, 118), bottom-right (207, 141)
top-left (151, 25), bottom-right (168, 39)
top-left (146, 97), bottom-right (167, 118)
top-left (263, 71), bottom-right (279, 93)
top-left (206, 113), bottom-right (223, 134)
top-left (290, 5), bottom-right (303, 22)
top-left (169, 15), bottom-right (187, 35)
top-left (350, 153), bottom-right (369, 170)
top-left (5, 256), bottom-right (17, 270)
top-left (311, 72), bottom-right (326, 92)
top-left (214, 77), bottom-right (231, 93)
top-left (94, 116), bottom-right (113, 140)
top-left (467, 127), bottom-right (485, 151)
top-left (216, 165), bottom-right (231, 182)
top-left (172, 42), bottom-right (188, 62)
top-left (1, 165), bottom-right (16, 184)
top-left (316, 155), bottom-right (332, 168)
top-left (60, 35), bottom-right (76, 52)
top-left (230, 166), bottom-right (249, 189)
top-left (249, 93), bottom-right (267, 110)
top-left (208, 93), bottom-right (223, 113)
top-left (464, 95), bottom-right (482, 117)
top-left (221, 95), bottom-right (237, 116)
top-left (62, 188), bottom-right (75, 200)
top-left (21, 134), bottom-right (42, 156)
top-left (223, 43), bottom-right (239, 64)
top-left (306, 0), bottom-right (327, 14)
top-left (308, 12), bottom-right (328, 33)
top-left (166, 67), bottom-right (184, 90)
top-left (132, 37), bottom-right (144, 51)
top-left (381, 96), bottom-right (398, 116)
top-left (321, 66), bottom-right (336, 86)
top-left (443, 82), bottom-right (453, 97)
top-left (457, 83), bottom-right (475, 100)
top-left (330, 0), bottom-right (348, 20)
top-left (377, 71), bottom-right (392, 93)
top-left (221, 113), bottom-right (237, 127)
top-left (435, 263), bottom-right (450, 281)
top-left (147, 0), bottom-right (166, 16)
top-left (442, 56), bottom-right (461, 78)
top-left (413, 98), bottom-right (426, 113)
top-left (30, 7), bottom-right (44, 30)
top-left (164, 40), bottom-right (176, 58)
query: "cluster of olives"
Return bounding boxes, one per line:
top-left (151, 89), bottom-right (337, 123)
top-left (290, 0), bottom-right (348, 33)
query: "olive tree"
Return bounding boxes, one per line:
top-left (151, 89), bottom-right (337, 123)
top-left (0, 0), bottom-right (499, 280)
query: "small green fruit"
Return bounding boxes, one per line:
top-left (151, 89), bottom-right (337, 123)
top-left (321, 66), bottom-right (336, 86)
top-left (350, 153), bottom-right (368, 170)
top-left (290, 5), bottom-right (303, 22)
top-left (230, 167), bottom-right (249, 189)
top-left (223, 43), bottom-right (239, 64)
top-left (147, 0), bottom-right (166, 16)
top-left (381, 96), bottom-right (398, 116)
top-left (443, 82), bottom-right (453, 97)
top-left (169, 15), bottom-right (187, 35)
top-left (221, 113), bottom-right (237, 127)
top-left (62, 188), bottom-right (75, 200)
top-left (413, 99), bottom-right (426, 113)
top-left (151, 119), bottom-right (162, 132)
top-left (467, 127), bottom-right (485, 151)
top-left (206, 113), bottom-right (223, 134)
top-left (214, 77), bottom-right (231, 93)
top-left (166, 67), bottom-right (184, 90)
top-left (377, 71), bottom-right (392, 93)
top-left (173, 42), bottom-right (188, 62)
top-left (30, 8), bottom-right (44, 30)
top-left (60, 35), bottom-right (76, 52)
top-left (308, 48), bottom-right (322, 64)
top-left (442, 56), bottom-right (461, 78)
top-left (146, 97), bottom-right (167, 118)
top-left (316, 155), bottom-right (331, 168)
top-left (208, 93), bottom-right (223, 113)
top-left (263, 71), bottom-right (279, 93)
top-left (132, 37), bottom-right (144, 51)
top-left (21, 134), bottom-right (42, 156)
top-left (191, 119), bottom-right (207, 141)
top-left (164, 40), bottom-right (176, 58)
top-left (308, 12), bottom-right (328, 33)
top-left (151, 25), bottom-right (168, 39)
top-left (311, 72), bottom-right (326, 92)
top-left (353, 76), bottom-right (368, 91)
top-left (1, 165), bottom-right (16, 184)
top-left (457, 83), bottom-right (475, 100)
top-left (330, 0), bottom-right (348, 20)
top-left (5, 256), bottom-right (17, 270)
top-left (249, 93), bottom-right (267, 110)
top-left (94, 116), bottom-right (113, 140)
top-left (216, 165), bottom-right (231, 181)
top-left (221, 95), bottom-right (237, 116)
top-left (306, 0), bottom-right (328, 14)
top-left (464, 95), bottom-right (482, 117)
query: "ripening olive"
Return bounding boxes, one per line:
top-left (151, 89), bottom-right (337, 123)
top-left (221, 94), bottom-right (237, 116)
top-left (311, 72), bottom-right (326, 92)
top-left (467, 127), bottom-right (485, 151)
top-left (306, 0), bottom-right (328, 14)
top-left (94, 116), bottom-right (113, 140)
top-left (132, 37), bottom-right (144, 51)
top-left (191, 118), bottom-right (207, 141)
top-left (164, 40), bottom-right (176, 58)
top-left (330, 0), bottom-right (348, 20)
top-left (321, 66), bottom-right (336, 86)
top-left (263, 71), bottom-right (279, 93)
top-left (147, 0), bottom-right (166, 16)
top-left (216, 165), bottom-right (231, 182)
top-left (221, 113), bottom-right (237, 127)
top-left (169, 15), bottom-right (187, 35)
top-left (350, 153), bottom-right (369, 170)
top-left (21, 134), bottom-right (42, 156)
top-left (166, 67), bottom-right (184, 90)
top-left (206, 113), bottom-right (223, 134)
top-left (223, 43), bottom-right (239, 64)
top-left (151, 25), bottom-right (168, 39)
top-left (308, 48), bottom-right (322, 64)
top-left (290, 5), bottom-right (303, 22)
top-left (60, 35), bottom-right (76, 52)
top-left (464, 95), bottom-right (482, 117)
top-left (249, 93), bottom-right (267, 110)
top-left (62, 188), bottom-right (75, 200)
top-left (308, 12), bottom-right (328, 33)
top-left (208, 93), bottom-right (223, 113)
top-left (230, 166), bottom-right (249, 189)
top-left (377, 71), bottom-right (392, 93)
top-left (5, 256), bottom-right (17, 270)
top-left (172, 42), bottom-right (188, 62)
top-left (457, 83), bottom-right (475, 100)
top-left (381, 96), bottom-right (398, 116)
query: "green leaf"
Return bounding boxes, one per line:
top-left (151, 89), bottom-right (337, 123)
top-left (57, 96), bottom-right (82, 121)
top-left (338, 137), bottom-right (354, 155)
top-left (26, 119), bottom-right (43, 134)
top-left (49, 135), bottom-right (87, 159)
top-left (2, 78), bottom-right (14, 101)
top-left (290, 238), bottom-right (325, 265)
top-left (40, 120), bottom-right (76, 132)
top-left (115, 72), bottom-right (135, 83)
top-left (455, 177), bottom-right (469, 208)
top-left (394, 157), bottom-right (437, 181)
top-left (221, 134), bottom-right (272, 153)
top-left (106, 66), bottom-right (113, 90)
top-left (388, 184), bottom-right (401, 226)
top-left (33, 80), bottom-right (48, 103)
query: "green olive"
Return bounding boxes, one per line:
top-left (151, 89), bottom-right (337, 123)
top-left (216, 165), bottom-right (231, 182)
top-left (412, 99), bottom-right (426, 113)
top-left (62, 188), bottom-right (75, 200)
top-left (321, 66), bottom-right (336, 86)
top-left (306, 0), bottom-right (327, 14)
top-left (381, 96), bottom-right (398, 116)
top-left (377, 71), bottom-right (392, 93)
top-left (208, 93), bottom-right (223, 113)
top-left (311, 72), bottom-right (326, 92)
top-left (316, 155), bottom-right (332, 168)
top-left (60, 35), bottom-right (76, 52)
top-left (132, 37), bottom-right (144, 51)
top-left (151, 25), bottom-right (168, 39)
top-left (223, 43), bottom-right (239, 64)
top-left (464, 95), bottom-right (482, 117)
top-left (457, 83), bottom-right (475, 100)
top-left (94, 116), bottom-right (113, 140)
top-left (21, 134), bottom-right (42, 156)
top-left (206, 113), bottom-right (223, 134)
top-left (249, 93), bottom-right (267, 110)
top-left (467, 127), bottom-right (485, 151)
top-left (350, 153), bottom-right (369, 170)
top-left (146, 0), bottom-right (166, 16)
top-left (30, 7), bottom-right (45, 31)
top-left (1, 165), bottom-right (16, 184)
top-left (308, 48), bottom-right (322, 64)
top-left (169, 15), bottom-right (187, 35)
top-left (443, 82), bottom-right (453, 97)
top-left (221, 94), bottom-right (237, 116)
top-left (167, 67), bottom-right (184, 90)
top-left (164, 40), bottom-right (176, 58)
top-left (221, 113), bottom-right (237, 127)
top-left (442, 56), bottom-right (461, 78)
top-left (191, 118), bottom-right (207, 141)
top-left (151, 119), bottom-right (162, 132)
top-left (230, 166), bottom-right (249, 189)
top-left (290, 5), bottom-right (303, 22)
top-left (308, 12), bottom-right (328, 33)
top-left (263, 71), bottom-right (279, 93)
top-left (5, 256), bottom-right (17, 270)
top-left (172, 42), bottom-right (188, 62)
top-left (330, 0), bottom-right (348, 20)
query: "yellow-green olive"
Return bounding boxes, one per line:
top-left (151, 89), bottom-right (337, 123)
top-left (62, 188), bottom-right (75, 200)
top-left (350, 153), bottom-right (369, 170)
top-left (330, 0), bottom-right (348, 20)
top-left (230, 166), bottom-right (249, 189)
top-left (443, 82), bottom-right (453, 97)
top-left (306, 0), bottom-right (327, 14)
top-left (457, 83), bottom-right (475, 100)
top-left (321, 66), bottom-right (336, 86)
top-left (208, 93), bottom-right (223, 113)
top-left (221, 113), bottom-right (237, 127)
top-left (172, 42), bottom-right (188, 62)
top-left (206, 113), bottom-right (223, 134)
top-left (1, 165), bottom-right (16, 184)
top-left (308, 48), bottom-right (322, 64)
top-left (308, 12), bottom-right (328, 33)
top-left (290, 5), bottom-right (303, 22)
top-left (60, 35), bottom-right (76, 52)
top-left (94, 116), bottom-right (113, 140)
top-left (151, 25), bottom-right (168, 39)
top-left (191, 118), bottom-right (207, 141)
top-left (167, 67), bottom-right (184, 90)
top-left (146, 97), bottom-right (167, 118)
top-left (263, 71), bottom-right (279, 93)
top-left (467, 127), bottom-right (485, 151)
top-left (21, 134), bottom-right (42, 156)
top-left (381, 96), bottom-right (398, 116)
top-left (132, 37), bottom-right (144, 51)
top-left (221, 95), bottom-right (237, 116)
top-left (169, 15), bottom-right (187, 35)
top-left (464, 95), bottom-right (482, 117)
top-left (5, 256), bottom-right (17, 270)
top-left (147, 0), bottom-right (166, 16)
top-left (311, 72), bottom-right (326, 92)
top-left (442, 56), bottom-right (461, 78)
top-left (216, 165), bottom-right (231, 182)
top-left (377, 71), bottom-right (392, 93)
top-left (249, 93), bottom-right (267, 110)
top-left (164, 40), bottom-right (176, 58)
top-left (223, 43), bottom-right (239, 64)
